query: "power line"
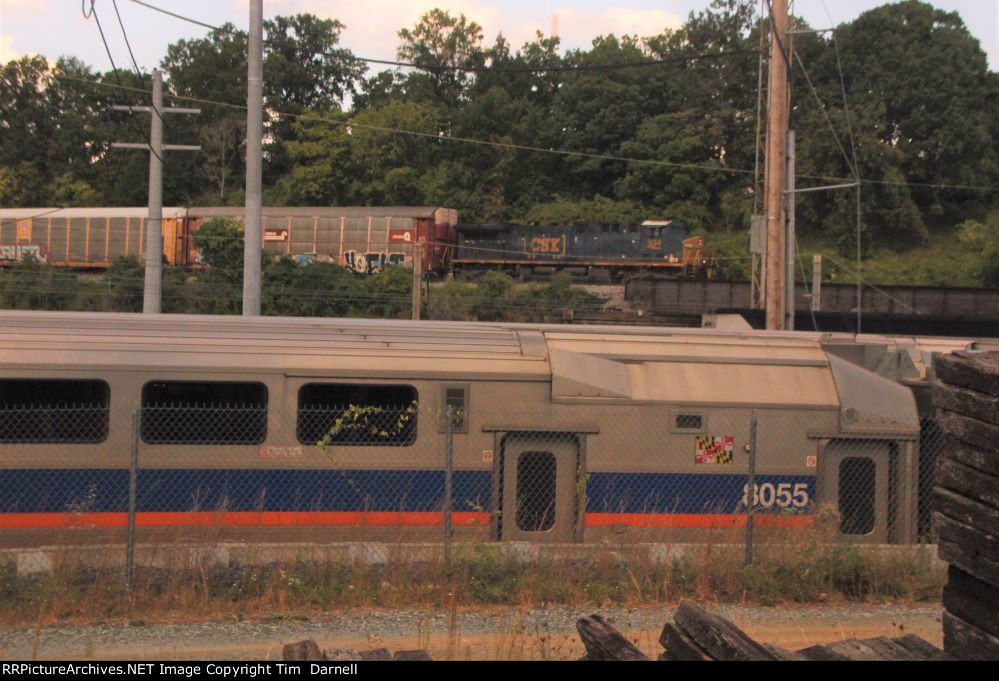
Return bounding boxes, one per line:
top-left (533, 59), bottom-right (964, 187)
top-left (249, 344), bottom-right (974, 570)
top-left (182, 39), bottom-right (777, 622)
top-left (82, 0), bottom-right (166, 164)
top-left (127, 0), bottom-right (758, 74)
top-left (112, 0), bottom-right (142, 78)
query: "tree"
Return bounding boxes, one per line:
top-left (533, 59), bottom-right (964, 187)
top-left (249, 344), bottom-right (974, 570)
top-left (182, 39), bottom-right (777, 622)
top-left (192, 217), bottom-right (244, 275)
top-left (397, 9), bottom-right (485, 101)
top-left (823, 1), bottom-right (998, 225)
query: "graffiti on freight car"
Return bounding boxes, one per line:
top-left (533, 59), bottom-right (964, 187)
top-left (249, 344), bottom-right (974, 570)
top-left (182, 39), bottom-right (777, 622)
top-left (0, 244), bottom-right (47, 264)
top-left (694, 435), bottom-right (734, 464)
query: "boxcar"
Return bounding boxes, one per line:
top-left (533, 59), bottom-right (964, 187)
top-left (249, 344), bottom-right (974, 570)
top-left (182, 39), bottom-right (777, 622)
top-left (0, 311), bottom-right (928, 548)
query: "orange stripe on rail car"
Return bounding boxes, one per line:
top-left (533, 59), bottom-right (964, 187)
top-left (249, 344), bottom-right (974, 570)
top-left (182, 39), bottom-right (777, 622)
top-left (0, 511), bottom-right (493, 529)
top-left (584, 513), bottom-right (814, 528)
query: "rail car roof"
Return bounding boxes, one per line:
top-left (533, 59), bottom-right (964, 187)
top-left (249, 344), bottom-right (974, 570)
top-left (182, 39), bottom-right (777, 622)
top-left (186, 207), bottom-right (449, 219)
top-left (0, 207), bottom-right (188, 219)
top-left (0, 311), bottom-right (919, 436)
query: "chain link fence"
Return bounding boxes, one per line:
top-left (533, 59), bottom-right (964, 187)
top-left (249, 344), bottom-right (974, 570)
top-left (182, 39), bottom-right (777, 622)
top-left (0, 399), bottom-right (947, 587)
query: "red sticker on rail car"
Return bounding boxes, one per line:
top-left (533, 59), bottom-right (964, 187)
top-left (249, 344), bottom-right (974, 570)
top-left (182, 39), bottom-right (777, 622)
top-left (259, 445), bottom-right (303, 459)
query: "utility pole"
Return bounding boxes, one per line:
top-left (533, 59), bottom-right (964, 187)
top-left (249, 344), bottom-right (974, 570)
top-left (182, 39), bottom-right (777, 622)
top-left (411, 246), bottom-right (422, 321)
top-left (812, 254), bottom-right (822, 311)
top-left (112, 69), bottom-right (200, 314)
top-left (243, 0), bottom-right (264, 316)
top-left (785, 129), bottom-right (796, 330)
top-left (763, 0), bottom-right (789, 330)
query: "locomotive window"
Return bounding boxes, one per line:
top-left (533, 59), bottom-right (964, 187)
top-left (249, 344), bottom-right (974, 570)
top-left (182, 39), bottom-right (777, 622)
top-left (0, 379), bottom-right (109, 443)
top-left (140, 381), bottom-right (267, 445)
top-left (296, 383), bottom-right (418, 446)
top-left (672, 412), bottom-right (706, 433)
top-left (839, 457), bottom-right (876, 535)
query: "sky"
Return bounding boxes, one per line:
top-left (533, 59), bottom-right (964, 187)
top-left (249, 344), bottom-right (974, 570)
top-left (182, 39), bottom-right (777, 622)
top-left (1, 0), bottom-right (996, 72)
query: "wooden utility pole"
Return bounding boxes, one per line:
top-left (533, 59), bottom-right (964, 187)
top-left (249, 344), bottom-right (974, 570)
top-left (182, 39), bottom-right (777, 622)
top-left (763, 0), bottom-right (789, 330)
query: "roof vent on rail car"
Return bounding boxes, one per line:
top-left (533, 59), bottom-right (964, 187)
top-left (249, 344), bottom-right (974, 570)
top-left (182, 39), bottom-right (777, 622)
top-left (549, 347), bottom-right (631, 399)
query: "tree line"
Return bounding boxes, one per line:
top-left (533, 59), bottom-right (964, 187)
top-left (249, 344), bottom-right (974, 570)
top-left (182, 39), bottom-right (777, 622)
top-left (1, 0), bottom-right (997, 259)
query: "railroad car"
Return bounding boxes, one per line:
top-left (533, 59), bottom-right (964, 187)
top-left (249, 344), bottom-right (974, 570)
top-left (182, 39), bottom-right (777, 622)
top-left (0, 207), bottom-right (458, 275)
top-left (0, 311), bottom-right (925, 548)
top-left (184, 206), bottom-right (456, 275)
top-left (453, 220), bottom-right (711, 280)
top-left (0, 207), bottom-right (189, 268)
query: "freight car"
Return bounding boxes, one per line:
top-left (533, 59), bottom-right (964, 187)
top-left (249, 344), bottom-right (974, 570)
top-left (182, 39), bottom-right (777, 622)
top-left (453, 220), bottom-right (711, 280)
top-left (0, 206), bottom-right (458, 275)
top-left (0, 207), bottom-right (189, 267)
top-left (185, 206), bottom-right (457, 275)
top-left (0, 311), bottom-right (925, 548)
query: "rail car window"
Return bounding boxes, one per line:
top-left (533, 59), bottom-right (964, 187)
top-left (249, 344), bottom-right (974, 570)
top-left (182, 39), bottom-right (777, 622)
top-left (0, 379), bottom-right (109, 443)
top-left (140, 381), bottom-right (267, 445)
top-left (296, 383), bottom-right (418, 446)
top-left (672, 412), bottom-right (706, 433)
top-left (516, 452), bottom-right (556, 532)
top-left (839, 457), bottom-right (876, 535)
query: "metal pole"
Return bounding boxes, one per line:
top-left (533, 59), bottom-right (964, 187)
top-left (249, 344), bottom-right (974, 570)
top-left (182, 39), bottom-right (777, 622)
top-left (785, 129), bottom-right (796, 331)
top-left (764, 0), bottom-right (789, 330)
top-left (856, 184), bottom-right (862, 333)
top-left (444, 406), bottom-right (454, 571)
top-left (812, 254), bottom-right (822, 311)
top-left (243, 0), bottom-right (263, 316)
top-left (126, 407), bottom-right (139, 590)
top-left (143, 70), bottom-right (163, 314)
top-left (411, 246), bottom-right (422, 321)
top-left (745, 410), bottom-right (758, 567)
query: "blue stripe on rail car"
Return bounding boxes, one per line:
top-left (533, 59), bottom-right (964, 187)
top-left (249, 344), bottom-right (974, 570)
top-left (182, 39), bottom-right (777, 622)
top-left (585, 473), bottom-right (816, 514)
top-left (0, 469), bottom-right (492, 514)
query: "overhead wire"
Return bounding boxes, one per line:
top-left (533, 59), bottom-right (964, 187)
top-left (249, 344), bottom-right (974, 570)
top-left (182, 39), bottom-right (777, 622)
top-left (81, 0), bottom-right (166, 163)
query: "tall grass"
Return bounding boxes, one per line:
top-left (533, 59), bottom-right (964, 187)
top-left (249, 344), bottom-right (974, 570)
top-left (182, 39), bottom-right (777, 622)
top-left (0, 531), bottom-right (944, 626)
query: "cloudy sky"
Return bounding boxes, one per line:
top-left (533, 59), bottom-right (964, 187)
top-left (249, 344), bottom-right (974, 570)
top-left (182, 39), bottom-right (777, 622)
top-left (1, 0), bottom-right (996, 70)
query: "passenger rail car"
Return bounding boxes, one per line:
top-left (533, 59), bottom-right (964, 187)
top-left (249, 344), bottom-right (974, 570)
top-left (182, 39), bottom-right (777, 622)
top-left (0, 311), bottom-right (923, 548)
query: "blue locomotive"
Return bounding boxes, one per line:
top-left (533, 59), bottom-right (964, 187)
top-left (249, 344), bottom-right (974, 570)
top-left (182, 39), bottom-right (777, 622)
top-left (452, 220), bottom-right (711, 280)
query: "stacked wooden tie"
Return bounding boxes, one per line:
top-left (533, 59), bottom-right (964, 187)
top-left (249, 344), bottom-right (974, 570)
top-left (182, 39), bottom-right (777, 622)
top-left (932, 350), bottom-right (999, 661)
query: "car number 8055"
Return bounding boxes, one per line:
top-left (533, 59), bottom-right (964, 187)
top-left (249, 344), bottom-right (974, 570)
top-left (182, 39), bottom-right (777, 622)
top-left (742, 482), bottom-right (810, 509)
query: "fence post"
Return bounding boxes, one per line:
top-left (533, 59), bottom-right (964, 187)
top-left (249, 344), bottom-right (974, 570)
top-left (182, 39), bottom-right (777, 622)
top-left (126, 406), bottom-right (139, 591)
top-left (744, 410), bottom-right (758, 567)
top-left (444, 406), bottom-right (455, 571)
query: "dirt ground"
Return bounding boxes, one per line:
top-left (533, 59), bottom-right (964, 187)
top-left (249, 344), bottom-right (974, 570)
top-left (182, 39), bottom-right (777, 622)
top-left (0, 604), bottom-right (942, 661)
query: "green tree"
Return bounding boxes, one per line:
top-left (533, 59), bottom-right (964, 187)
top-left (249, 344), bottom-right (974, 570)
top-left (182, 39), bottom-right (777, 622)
top-left (192, 217), bottom-right (244, 274)
top-left (397, 9), bottom-right (485, 101)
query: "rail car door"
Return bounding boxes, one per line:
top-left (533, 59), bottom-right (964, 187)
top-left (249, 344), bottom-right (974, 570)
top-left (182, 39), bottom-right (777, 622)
top-left (499, 434), bottom-right (579, 542)
top-left (818, 440), bottom-right (891, 543)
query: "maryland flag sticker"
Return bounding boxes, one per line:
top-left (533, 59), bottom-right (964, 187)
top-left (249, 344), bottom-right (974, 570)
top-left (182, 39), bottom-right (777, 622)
top-left (695, 436), bottom-right (734, 464)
